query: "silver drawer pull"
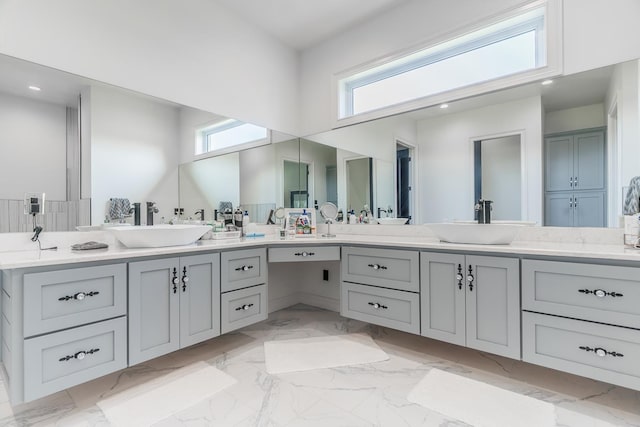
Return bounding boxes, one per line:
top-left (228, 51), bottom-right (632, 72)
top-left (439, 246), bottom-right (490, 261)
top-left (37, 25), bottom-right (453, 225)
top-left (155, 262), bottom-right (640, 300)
top-left (368, 302), bottom-right (388, 310)
top-left (235, 303), bottom-right (254, 311)
top-left (58, 291), bottom-right (100, 302)
top-left (235, 265), bottom-right (254, 272)
top-left (172, 267), bottom-right (179, 294)
top-left (295, 251), bottom-right (315, 257)
top-left (579, 346), bottom-right (624, 358)
top-left (367, 263), bottom-right (387, 270)
top-left (578, 288), bottom-right (623, 298)
top-left (59, 348), bottom-right (100, 362)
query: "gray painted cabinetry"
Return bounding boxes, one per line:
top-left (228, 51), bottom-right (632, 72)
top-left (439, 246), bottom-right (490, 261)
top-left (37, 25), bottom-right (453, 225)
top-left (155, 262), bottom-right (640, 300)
top-left (341, 246), bottom-right (420, 334)
top-left (128, 253), bottom-right (221, 365)
top-left (544, 129), bottom-right (606, 227)
top-left (2, 263), bottom-right (128, 404)
top-left (420, 252), bottom-right (520, 359)
top-left (220, 248), bottom-right (268, 333)
top-left (522, 259), bottom-right (640, 390)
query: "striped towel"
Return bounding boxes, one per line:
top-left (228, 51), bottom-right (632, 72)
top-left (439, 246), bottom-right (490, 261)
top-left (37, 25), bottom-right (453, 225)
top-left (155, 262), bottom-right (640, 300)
top-left (108, 198), bottom-right (131, 220)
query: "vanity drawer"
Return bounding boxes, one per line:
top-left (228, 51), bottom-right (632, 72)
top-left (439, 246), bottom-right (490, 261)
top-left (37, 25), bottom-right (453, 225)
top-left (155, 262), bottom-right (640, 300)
top-left (269, 246), bottom-right (340, 263)
top-left (522, 259), bottom-right (640, 328)
top-left (221, 248), bottom-right (267, 292)
top-left (221, 284), bottom-right (268, 334)
top-left (342, 246), bottom-right (419, 292)
top-left (522, 312), bottom-right (640, 391)
top-left (24, 316), bottom-right (127, 402)
top-left (23, 264), bottom-right (127, 337)
top-left (341, 282), bottom-right (420, 334)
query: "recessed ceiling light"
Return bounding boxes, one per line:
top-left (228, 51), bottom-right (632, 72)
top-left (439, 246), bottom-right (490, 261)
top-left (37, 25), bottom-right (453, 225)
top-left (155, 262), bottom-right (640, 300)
top-left (440, 103), bottom-right (449, 109)
top-left (28, 85), bottom-right (41, 91)
top-left (541, 79), bottom-right (553, 86)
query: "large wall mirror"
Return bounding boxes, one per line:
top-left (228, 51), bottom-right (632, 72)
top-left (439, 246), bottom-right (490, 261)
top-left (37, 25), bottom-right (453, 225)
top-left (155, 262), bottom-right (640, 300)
top-left (1, 52), bottom-right (638, 232)
top-left (303, 58), bottom-right (640, 228)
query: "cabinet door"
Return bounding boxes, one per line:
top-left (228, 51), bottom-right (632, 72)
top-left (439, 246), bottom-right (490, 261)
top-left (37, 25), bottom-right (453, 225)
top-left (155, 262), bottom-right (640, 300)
top-left (465, 255), bottom-right (520, 359)
top-left (129, 257), bottom-right (180, 365)
top-left (574, 191), bottom-right (605, 227)
top-left (545, 135), bottom-right (574, 192)
top-left (420, 252), bottom-right (465, 346)
top-left (545, 192), bottom-right (574, 226)
top-left (179, 254), bottom-right (221, 348)
top-left (574, 131), bottom-right (605, 191)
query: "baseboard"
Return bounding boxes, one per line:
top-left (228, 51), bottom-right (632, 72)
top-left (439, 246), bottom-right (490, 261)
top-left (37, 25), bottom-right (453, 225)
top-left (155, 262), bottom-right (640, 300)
top-left (297, 292), bottom-right (339, 313)
top-left (268, 293), bottom-right (300, 313)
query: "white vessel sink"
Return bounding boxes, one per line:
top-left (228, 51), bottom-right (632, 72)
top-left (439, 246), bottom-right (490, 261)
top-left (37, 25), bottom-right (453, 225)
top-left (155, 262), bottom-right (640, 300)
top-left (376, 218), bottom-right (409, 225)
top-left (426, 222), bottom-right (534, 245)
top-left (108, 224), bottom-right (211, 248)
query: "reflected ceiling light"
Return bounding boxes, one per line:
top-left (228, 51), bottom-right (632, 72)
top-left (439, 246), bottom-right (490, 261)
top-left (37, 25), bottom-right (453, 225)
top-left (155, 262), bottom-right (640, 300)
top-left (541, 79), bottom-right (553, 85)
top-left (28, 85), bottom-right (41, 91)
top-left (440, 103), bottom-right (449, 109)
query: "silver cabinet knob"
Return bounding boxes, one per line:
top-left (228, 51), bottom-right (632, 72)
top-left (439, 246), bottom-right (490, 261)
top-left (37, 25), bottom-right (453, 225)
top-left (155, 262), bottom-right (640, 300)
top-left (75, 292), bottom-right (86, 301)
top-left (75, 351), bottom-right (86, 360)
top-left (594, 289), bottom-right (606, 298)
top-left (595, 348), bottom-right (607, 357)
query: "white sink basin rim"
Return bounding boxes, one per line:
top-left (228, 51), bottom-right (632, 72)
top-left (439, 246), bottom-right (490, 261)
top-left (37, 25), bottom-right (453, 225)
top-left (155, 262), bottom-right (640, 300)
top-left (376, 218), bottom-right (409, 225)
top-left (426, 222), bottom-right (533, 245)
top-left (108, 224), bottom-right (211, 248)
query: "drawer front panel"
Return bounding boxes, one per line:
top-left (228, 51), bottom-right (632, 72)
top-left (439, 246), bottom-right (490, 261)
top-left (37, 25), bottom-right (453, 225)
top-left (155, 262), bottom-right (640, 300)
top-left (523, 312), bottom-right (640, 391)
top-left (221, 284), bottom-right (268, 334)
top-left (269, 246), bottom-right (340, 263)
top-left (24, 316), bottom-right (127, 402)
top-left (522, 259), bottom-right (640, 328)
top-left (24, 264), bottom-right (127, 337)
top-left (221, 248), bottom-right (267, 292)
top-left (342, 247), bottom-right (419, 292)
top-left (341, 282), bottom-right (420, 334)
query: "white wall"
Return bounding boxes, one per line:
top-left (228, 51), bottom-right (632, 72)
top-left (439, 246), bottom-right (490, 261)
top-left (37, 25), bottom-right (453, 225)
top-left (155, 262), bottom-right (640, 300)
top-left (417, 96), bottom-right (543, 224)
top-left (179, 153), bottom-right (240, 220)
top-left (300, 0), bottom-right (640, 136)
top-left (240, 144), bottom-right (278, 206)
top-left (90, 86), bottom-right (180, 224)
top-left (563, 0), bottom-right (640, 75)
top-left (0, 0), bottom-right (299, 135)
top-left (0, 92), bottom-right (66, 200)
top-left (544, 104), bottom-right (605, 134)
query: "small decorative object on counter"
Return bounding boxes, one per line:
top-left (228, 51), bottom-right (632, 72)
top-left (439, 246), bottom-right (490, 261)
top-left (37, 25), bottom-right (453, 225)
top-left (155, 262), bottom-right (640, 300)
top-left (623, 214), bottom-right (640, 247)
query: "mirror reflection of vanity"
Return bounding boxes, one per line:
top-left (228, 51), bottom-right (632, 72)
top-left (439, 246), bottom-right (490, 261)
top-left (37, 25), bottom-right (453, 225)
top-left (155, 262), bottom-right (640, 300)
top-left (1, 51), bottom-right (638, 231)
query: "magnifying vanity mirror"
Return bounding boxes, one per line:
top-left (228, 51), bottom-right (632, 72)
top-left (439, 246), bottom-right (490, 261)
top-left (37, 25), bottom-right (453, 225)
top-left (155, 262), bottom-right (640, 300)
top-left (319, 202), bottom-right (339, 238)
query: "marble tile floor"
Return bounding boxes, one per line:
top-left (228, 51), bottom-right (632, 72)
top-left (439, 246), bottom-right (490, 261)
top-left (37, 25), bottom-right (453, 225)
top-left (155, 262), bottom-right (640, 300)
top-left (1, 304), bottom-right (640, 426)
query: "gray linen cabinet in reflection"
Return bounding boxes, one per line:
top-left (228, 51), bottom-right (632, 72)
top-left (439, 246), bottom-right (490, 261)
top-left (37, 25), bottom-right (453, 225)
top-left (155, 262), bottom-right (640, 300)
top-left (420, 252), bottom-right (520, 359)
top-left (128, 253), bottom-right (221, 365)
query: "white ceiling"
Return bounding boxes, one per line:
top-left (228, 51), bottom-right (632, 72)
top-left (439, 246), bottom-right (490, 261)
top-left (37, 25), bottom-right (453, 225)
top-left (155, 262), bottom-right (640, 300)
top-left (215, 0), bottom-right (409, 50)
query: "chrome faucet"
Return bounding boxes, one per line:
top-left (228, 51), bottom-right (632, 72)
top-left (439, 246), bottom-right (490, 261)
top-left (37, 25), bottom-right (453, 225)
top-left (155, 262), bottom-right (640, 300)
top-left (146, 202), bottom-right (159, 225)
top-left (195, 209), bottom-right (205, 221)
top-left (131, 202), bottom-right (141, 225)
top-left (377, 207), bottom-right (388, 218)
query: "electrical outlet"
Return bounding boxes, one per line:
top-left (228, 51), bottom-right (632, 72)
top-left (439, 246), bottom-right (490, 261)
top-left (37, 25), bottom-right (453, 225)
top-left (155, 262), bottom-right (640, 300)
top-left (323, 269), bottom-right (329, 281)
top-left (24, 192), bottom-right (45, 215)
top-left (174, 208), bottom-right (185, 216)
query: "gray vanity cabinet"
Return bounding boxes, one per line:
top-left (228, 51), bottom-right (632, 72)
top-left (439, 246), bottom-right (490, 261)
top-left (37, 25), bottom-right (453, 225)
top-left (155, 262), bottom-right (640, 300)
top-left (420, 252), bottom-right (520, 359)
top-left (341, 246), bottom-right (420, 334)
top-left (128, 253), bottom-right (220, 365)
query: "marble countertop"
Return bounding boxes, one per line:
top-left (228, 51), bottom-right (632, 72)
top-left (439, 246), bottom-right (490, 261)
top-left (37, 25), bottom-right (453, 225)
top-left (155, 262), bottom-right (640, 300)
top-left (2, 230), bottom-right (640, 269)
